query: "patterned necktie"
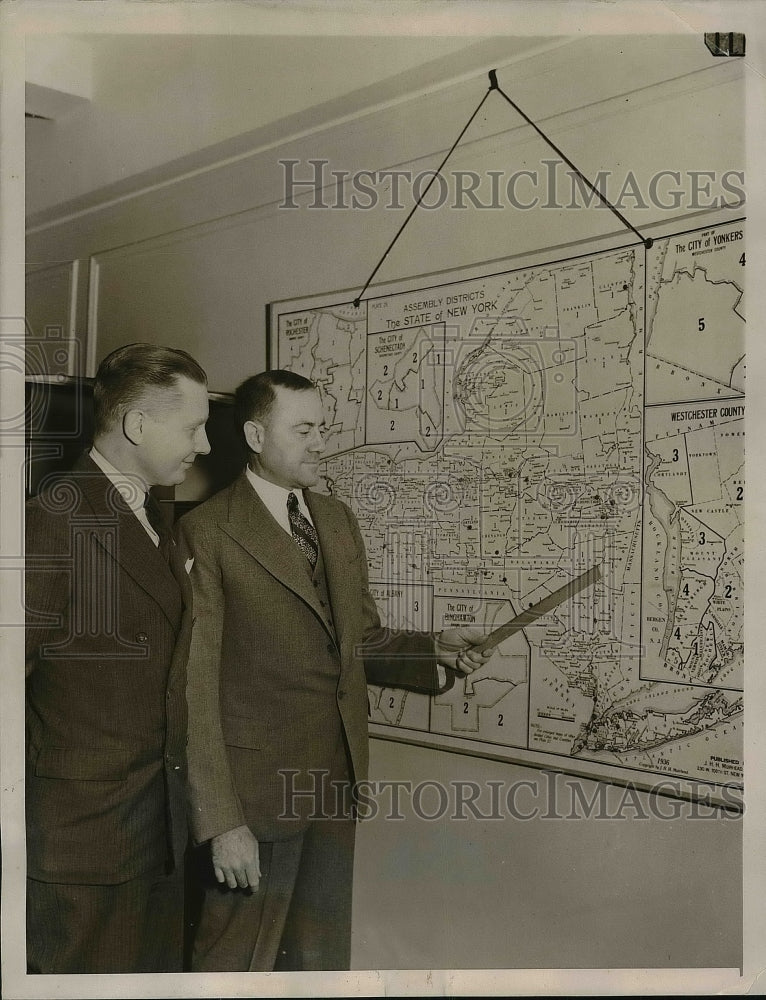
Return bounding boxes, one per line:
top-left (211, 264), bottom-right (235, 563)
top-left (144, 491), bottom-right (171, 561)
top-left (287, 491), bottom-right (318, 569)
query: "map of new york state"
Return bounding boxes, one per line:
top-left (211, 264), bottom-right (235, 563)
top-left (273, 218), bottom-right (744, 797)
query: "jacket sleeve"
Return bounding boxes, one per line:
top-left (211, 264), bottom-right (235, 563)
top-left (340, 504), bottom-right (454, 694)
top-left (175, 513), bottom-right (247, 845)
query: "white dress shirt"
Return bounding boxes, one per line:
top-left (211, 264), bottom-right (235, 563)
top-left (89, 447), bottom-right (160, 547)
top-left (245, 465), bottom-right (316, 536)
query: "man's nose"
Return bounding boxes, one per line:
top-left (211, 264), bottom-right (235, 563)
top-left (309, 428), bottom-right (326, 452)
top-left (196, 426), bottom-right (211, 455)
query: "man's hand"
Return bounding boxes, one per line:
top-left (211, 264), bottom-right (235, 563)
top-left (435, 626), bottom-right (494, 675)
top-left (210, 825), bottom-right (261, 890)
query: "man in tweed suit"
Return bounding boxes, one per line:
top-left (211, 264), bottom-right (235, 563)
top-left (178, 369), bottom-right (491, 971)
top-left (25, 343), bottom-right (210, 973)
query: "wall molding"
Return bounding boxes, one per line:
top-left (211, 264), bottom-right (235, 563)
top-left (27, 36), bottom-right (739, 240)
top-left (26, 36), bottom-right (576, 234)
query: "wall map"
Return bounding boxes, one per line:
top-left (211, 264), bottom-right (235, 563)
top-left (269, 215), bottom-right (745, 806)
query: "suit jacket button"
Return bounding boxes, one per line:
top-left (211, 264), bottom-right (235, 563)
top-left (136, 632), bottom-right (148, 643)
top-left (326, 642), bottom-right (334, 654)
top-left (338, 690), bottom-right (346, 700)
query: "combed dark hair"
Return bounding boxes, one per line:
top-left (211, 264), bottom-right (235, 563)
top-left (93, 343), bottom-right (208, 435)
top-left (234, 370), bottom-right (316, 447)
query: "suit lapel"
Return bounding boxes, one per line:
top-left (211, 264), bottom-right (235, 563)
top-left (72, 454), bottom-right (183, 630)
top-left (221, 474), bottom-right (330, 632)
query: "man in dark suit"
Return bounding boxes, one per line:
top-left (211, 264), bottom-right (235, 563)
top-left (178, 369), bottom-right (492, 972)
top-left (25, 343), bottom-right (210, 973)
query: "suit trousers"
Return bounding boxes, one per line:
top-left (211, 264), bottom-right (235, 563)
top-left (191, 736), bottom-right (356, 972)
top-left (26, 864), bottom-right (185, 974)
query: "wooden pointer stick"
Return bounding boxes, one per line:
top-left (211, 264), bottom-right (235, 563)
top-left (473, 564), bottom-right (602, 654)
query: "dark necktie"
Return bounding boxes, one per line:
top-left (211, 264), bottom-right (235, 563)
top-left (287, 491), bottom-right (318, 569)
top-left (144, 491), bottom-right (171, 561)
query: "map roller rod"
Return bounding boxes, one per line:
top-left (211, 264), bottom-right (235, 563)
top-left (473, 565), bottom-right (602, 654)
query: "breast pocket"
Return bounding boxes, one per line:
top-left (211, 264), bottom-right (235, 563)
top-left (221, 715), bottom-right (269, 750)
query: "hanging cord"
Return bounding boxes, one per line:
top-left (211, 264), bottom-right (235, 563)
top-left (352, 83), bottom-right (494, 308)
top-left (488, 69), bottom-right (651, 249)
top-left (352, 69), bottom-right (651, 307)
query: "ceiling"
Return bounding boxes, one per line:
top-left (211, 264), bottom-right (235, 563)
top-left (25, 32), bottom-right (553, 221)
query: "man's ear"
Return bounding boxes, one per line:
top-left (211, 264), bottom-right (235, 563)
top-left (243, 420), bottom-right (264, 454)
top-left (123, 409), bottom-right (144, 445)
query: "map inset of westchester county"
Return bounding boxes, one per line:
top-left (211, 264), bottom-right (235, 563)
top-left (270, 216), bottom-right (744, 804)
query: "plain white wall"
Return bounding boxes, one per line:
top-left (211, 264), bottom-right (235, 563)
top-left (26, 33), bottom-right (508, 218)
top-left (352, 740), bottom-right (740, 969)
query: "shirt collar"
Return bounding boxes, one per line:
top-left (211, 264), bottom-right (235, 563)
top-left (245, 465), bottom-right (314, 525)
top-left (246, 464), bottom-right (301, 506)
top-left (89, 446), bottom-right (147, 514)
